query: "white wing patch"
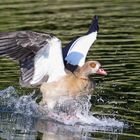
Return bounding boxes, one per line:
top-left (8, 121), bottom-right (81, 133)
top-left (30, 37), bottom-right (66, 85)
top-left (47, 37), bottom-right (66, 83)
top-left (30, 45), bottom-right (49, 85)
top-left (65, 31), bottom-right (97, 66)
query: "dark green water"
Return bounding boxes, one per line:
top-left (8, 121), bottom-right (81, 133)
top-left (0, 0), bottom-right (140, 139)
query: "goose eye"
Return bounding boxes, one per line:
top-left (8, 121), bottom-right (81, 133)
top-left (90, 62), bottom-right (96, 68)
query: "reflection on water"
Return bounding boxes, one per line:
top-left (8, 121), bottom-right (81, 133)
top-left (0, 112), bottom-right (125, 140)
top-left (0, 0), bottom-right (140, 139)
top-left (0, 86), bottom-right (125, 140)
top-left (0, 112), bottom-right (124, 140)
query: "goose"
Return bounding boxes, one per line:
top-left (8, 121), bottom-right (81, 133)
top-left (0, 16), bottom-right (107, 110)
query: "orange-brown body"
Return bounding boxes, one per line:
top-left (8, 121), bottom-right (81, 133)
top-left (40, 74), bottom-right (93, 109)
top-left (40, 62), bottom-right (95, 109)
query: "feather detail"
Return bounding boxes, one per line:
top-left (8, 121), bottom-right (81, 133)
top-left (0, 31), bottom-right (66, 87)
top-left (65, 31), bottom-right (97, 66)
top-left (63, 15), bottom-right (99, 72)
top-left (30, 37), bottom-right (66, 85)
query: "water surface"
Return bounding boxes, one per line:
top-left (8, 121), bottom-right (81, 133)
top-left (0, 0), bottom-right (140, 139)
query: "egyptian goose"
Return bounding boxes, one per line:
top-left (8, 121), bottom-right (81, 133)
top-left (0, 16), bottom-right (107, 110)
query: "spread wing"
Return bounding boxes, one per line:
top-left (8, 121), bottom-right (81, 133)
top-left (0, 31), bottom-right (66, 87)
top-left (62, 15), bottom-right (99, 72)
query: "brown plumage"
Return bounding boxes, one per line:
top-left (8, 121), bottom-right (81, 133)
top-left (0, 16), bottom-right (107, 111)
top-left (40, 61), bottom-right (107, 110)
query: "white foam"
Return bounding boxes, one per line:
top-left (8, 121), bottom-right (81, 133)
top-left (40, 95), bottom-right (124, 129)
top-left (0, 87), bottom-right (124, 130)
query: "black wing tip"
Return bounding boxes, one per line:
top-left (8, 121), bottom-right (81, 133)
top-left (87, 15), bottom-right (99, 34)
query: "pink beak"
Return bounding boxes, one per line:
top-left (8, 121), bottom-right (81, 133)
top-left (96, 68), bottom-right (107, 76)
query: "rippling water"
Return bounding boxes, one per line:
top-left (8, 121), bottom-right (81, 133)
top-left (0, 0), bottom-right (140, 139)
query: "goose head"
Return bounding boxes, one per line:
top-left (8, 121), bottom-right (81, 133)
top-left (88, 61), bottom-right (107, 76)
top-left (75, 61), bottom-right (107, 78)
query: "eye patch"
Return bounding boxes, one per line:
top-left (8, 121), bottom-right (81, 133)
top-left (90, 63), bottom-right (96, 68)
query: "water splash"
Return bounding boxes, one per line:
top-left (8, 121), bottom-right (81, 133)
top-left (0, 86), bottom-right (18, 112)
top-left (0, 86), bottom-right (124, 130)
top-left (40, 95), bottom-right (124, 128)
top-left (40, 95), bottom-right (94, 125)
top-left (0, 86), bottom-right (40, 116)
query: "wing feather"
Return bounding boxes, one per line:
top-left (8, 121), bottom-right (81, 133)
top-left (0, 31), bottom-right (66, 87)
top-left (65, 31), bottom-right (97, 66)
top-left (30, 37), bottom-right (66, 84)
top-left (63, 15), bottom-right (99, 71)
